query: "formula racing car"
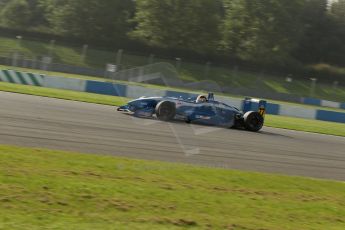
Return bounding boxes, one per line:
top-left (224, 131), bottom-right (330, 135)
top-left (117, 93), bottom-right (266, 132)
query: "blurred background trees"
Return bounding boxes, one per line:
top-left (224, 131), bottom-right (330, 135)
top-left (0, 0), bottom-right (344, 68)
top-left (1, 0), bottom-right (32, 29)
top-left (221, 0), bottom-right (308, 66)
top-left (39, 0), bottom-right (135, 41)
top-left (130, 0), bottom-right (222, 53)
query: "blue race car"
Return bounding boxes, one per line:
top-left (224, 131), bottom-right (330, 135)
top-left (117, 93), bottom-right (266, 132)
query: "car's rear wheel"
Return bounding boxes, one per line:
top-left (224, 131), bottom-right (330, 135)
top-left (155, 101), bottom-right (176, 121)
top-left (243, 111), bottom-right (264, 132)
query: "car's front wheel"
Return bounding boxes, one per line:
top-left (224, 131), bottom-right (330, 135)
top-left (155, 101), bottom-right (176, 121)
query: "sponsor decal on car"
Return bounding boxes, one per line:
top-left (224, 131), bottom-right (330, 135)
top-left (195, 115), bottom-right (211, 120)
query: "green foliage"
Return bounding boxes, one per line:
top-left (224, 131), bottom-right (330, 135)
top-left (297, 0), bottom-right (345, 65)
top-left (0, 0), bottom-right (46, 29)
top-left (0, 0), bottom-right (345, 69)
top-left (329, 1), bottom-right (345, 64)
top-left (131, 0), bottom-right (222, 53)
top-left (0, 0), bottom-right (11, 7)
top-left (40, 0), bottom-right (135, 41)
top-left (27, 0), bottom-right (48, 29)
top-left (330, 0), bottom-right (345, 22)
top-left (222, 0), bottom-right (311, 65)
top-left (0, 0), bottom-right (32, 29)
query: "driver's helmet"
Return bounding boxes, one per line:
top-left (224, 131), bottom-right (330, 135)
top-left (196, 95), bottom-right (207, 103)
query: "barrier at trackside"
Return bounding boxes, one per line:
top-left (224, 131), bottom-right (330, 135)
top-left (0, 69), bottom-right (44, 86)
top-left (0, 69), bottom-right (344, 123)
top-left (85, 80), bottom-right (127, 96)
top-left (316, 110), bottom-right (345, 123)
top-left (43, 75), bottom-right (86, 92)
top-left (301, 97), bottom-right (345, 110)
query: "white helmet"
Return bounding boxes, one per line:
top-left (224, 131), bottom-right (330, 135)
top-left (196, 95), bottom-right (207, 103)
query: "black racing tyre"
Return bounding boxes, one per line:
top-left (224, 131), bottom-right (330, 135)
top-left (243, 111), bottom-right (264, 132)
top-left (155, 101), bottom-right (176, 121)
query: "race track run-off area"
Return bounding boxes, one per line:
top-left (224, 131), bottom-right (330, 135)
top-left (0, 91), bottom-right (344, 181)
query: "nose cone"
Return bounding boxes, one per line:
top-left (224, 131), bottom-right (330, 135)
top-left (117, 105), bottom-right (129, 111)
top-left (128, 100), bottom-right (140, 108)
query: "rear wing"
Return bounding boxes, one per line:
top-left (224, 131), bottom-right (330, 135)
top-left (208, 92), bottom-right (215, 101)
top-left (243, 98), bottom-right (267, 117)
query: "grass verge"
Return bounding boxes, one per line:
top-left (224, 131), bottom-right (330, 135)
top-left (0, 81), bottom-right (128, 106)
top-left (265, 115), bottom-right (345, 137)
top-left (1, 81), bottom-right (345, 137)
top-left (0, 145), bottom-right (344, 229)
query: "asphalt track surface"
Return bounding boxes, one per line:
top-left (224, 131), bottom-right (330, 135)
top-left (0, 91), bottom-right (344, 181)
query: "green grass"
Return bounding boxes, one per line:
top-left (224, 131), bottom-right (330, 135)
top-left (0, 145), bottom-right (344, 229)
top-left (1, 81), bottom-right (345, 137)
top-left (265, 115), bottom-right (345, 137)
top-left (0, 81), bottom-right (128, 106)
top-left (1, 35), bottom-right (345, 102)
